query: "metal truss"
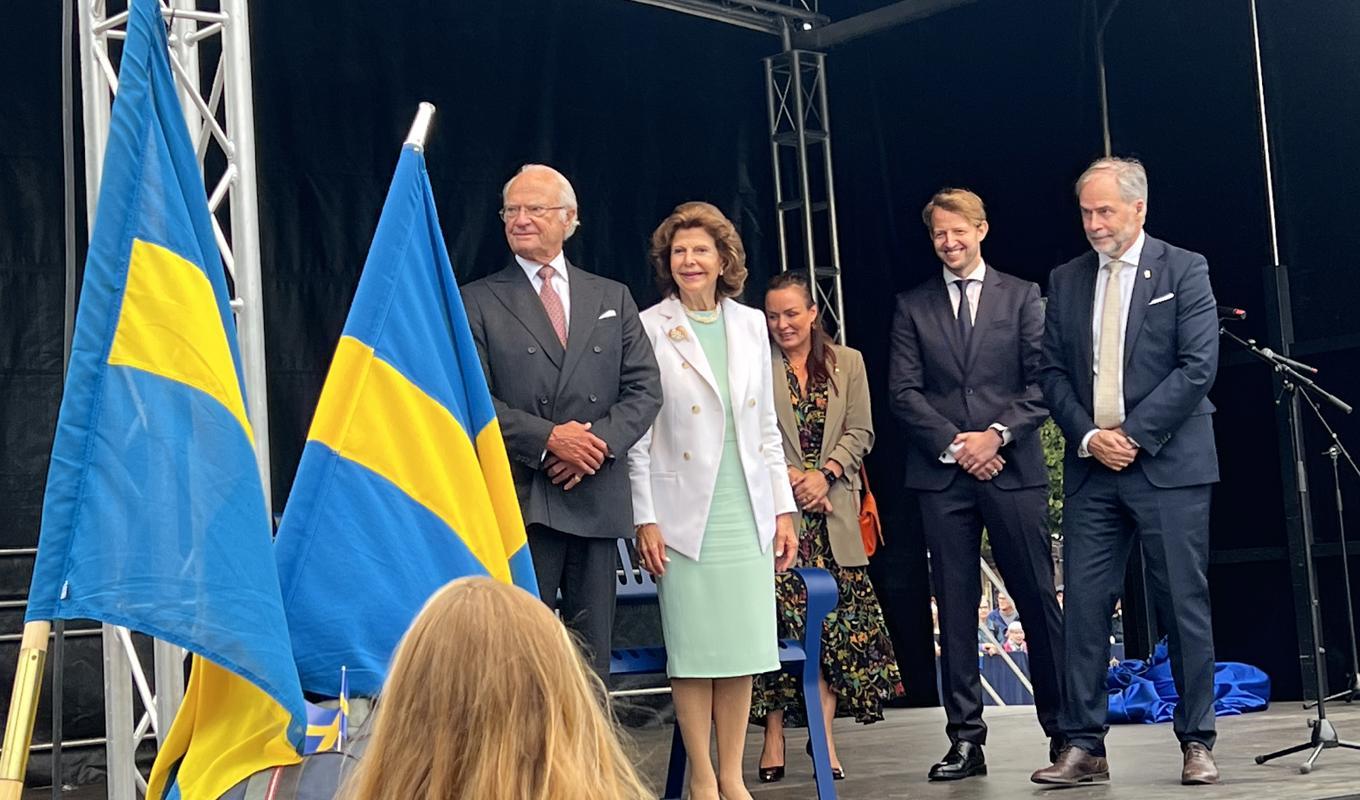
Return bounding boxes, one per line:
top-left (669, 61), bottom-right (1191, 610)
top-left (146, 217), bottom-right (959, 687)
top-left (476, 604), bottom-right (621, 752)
top-left (765, 49), bottom-right (846, 342)
top-left (76, 1), bottom-right (268, 797)
top-left (625, 0), bottom-right (826, 35)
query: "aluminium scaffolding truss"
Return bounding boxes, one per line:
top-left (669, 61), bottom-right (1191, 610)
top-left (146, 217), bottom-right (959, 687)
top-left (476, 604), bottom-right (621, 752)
top-left (75, 1), bottom-right (268, 797)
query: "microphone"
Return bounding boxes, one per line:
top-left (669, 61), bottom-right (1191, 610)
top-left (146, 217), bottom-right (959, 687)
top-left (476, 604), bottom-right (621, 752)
top-left (1217, 305), bottom-right (1247, 321)
top-left (1258, 346), bottom-right (1319, 375)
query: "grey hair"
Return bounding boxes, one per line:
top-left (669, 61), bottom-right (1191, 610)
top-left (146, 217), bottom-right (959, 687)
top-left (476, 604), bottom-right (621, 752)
top-left (1075, 157), bottom-right (1149, 209)
top-left (502, 164), bottom-right (581, 239)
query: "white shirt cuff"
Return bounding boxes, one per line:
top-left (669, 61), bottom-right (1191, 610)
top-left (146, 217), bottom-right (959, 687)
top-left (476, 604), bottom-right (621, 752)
top-left (989, 423), bottom-right (1013, 446)
top-left (1079, 429), bottom-right (1099, 458)
top-left (939, 441), bottom-right (963, 464)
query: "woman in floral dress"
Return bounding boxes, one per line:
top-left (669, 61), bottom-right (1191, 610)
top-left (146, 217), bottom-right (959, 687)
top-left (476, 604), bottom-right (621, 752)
top-left (752, 272), bottom-right (904, 782)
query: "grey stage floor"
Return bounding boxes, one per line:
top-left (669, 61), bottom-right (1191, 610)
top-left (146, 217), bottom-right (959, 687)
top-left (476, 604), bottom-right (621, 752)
top-left (626, 703), bottom-right (1360, 800)
top-left (22, 703), bottom-right (1360, 799)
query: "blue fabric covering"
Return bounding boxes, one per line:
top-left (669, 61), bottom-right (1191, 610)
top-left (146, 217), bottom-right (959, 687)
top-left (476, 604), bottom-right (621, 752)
top-left (1107, 641), bottom-right (1271, 724)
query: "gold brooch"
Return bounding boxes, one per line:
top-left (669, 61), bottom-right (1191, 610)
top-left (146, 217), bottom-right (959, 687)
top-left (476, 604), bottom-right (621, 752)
top-left (667, 326), bottom-right (689, 342)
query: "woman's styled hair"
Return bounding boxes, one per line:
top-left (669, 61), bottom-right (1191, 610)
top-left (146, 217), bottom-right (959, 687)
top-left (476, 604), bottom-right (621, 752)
top-left (339, 578), bottom-right (652, 800)
top-left (766, 271), bottom-right (838, 393)
top-left (649, 201), bottom-right (748, 299)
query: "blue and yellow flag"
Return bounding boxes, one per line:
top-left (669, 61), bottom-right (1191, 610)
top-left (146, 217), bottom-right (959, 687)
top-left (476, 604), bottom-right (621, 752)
top-left (24, 0), bottom-right (306, 797)
top-left (274, 143), bottom-right (537, 698)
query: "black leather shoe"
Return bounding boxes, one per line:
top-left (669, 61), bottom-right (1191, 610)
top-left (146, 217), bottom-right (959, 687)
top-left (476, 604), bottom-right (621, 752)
top-left (928, 741), bottom-right (987, 781)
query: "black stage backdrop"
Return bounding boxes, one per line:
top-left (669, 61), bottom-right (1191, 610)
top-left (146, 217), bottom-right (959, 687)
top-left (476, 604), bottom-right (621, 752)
top-left (4, 0), bottom-right (1360, 777)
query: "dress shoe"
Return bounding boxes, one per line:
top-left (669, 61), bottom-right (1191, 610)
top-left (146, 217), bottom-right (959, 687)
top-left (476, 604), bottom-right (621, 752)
top-left (804, 739), bottom-right (846, 780)
top-left (758, 739), bottom-right (785, 783)
top-left (928, 741), bottom-right (987, 781)
top-left (1030, 745), bottom-right (1109, 785)
top-left (1048, 736), bottom-right (1064, 763)
top-left (1181, 742), bottom-right (1220, 785)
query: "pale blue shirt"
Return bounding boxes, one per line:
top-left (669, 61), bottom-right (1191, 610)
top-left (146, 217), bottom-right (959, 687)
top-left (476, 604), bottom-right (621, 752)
top-left (1080, 230), bottom-right (1146, 456)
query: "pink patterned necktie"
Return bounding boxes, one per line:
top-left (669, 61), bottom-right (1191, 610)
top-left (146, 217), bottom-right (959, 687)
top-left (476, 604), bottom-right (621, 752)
top-left (537, 265), bottom-right (567, 347)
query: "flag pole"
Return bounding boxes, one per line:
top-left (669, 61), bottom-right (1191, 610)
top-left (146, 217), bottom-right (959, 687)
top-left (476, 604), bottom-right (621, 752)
top-left (404, 102), bottom-right (437, 151)
top-left (0, 621), bottom-right (53, 799)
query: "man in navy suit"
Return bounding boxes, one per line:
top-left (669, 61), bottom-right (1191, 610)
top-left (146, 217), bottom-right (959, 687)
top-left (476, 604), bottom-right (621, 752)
top-left (889, 188), bottom-right (1065, 781)
top-left (1032, 158), bottom-right (1221, 786)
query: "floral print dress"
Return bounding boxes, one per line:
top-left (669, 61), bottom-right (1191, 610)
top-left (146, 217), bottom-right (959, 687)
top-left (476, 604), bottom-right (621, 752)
top-left (750, 359), bottom-right (904, 725)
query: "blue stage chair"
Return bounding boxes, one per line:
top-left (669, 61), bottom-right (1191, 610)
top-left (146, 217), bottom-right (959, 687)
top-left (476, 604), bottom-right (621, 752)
top-left (608, 539), bottom-right (839, 800)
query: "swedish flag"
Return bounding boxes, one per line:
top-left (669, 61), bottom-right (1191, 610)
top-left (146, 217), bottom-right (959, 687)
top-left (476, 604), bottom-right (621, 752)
top-left (274, 142), bottom-right (537, 698)
top-left (24, 0), bottom-right (306, 797)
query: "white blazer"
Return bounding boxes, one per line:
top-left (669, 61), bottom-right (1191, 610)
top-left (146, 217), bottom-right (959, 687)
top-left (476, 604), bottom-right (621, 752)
top-left (628, 296), bottom-right (797, 561)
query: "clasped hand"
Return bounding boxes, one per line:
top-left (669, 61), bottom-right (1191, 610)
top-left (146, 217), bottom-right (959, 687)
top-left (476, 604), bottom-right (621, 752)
top-left (1088, 427), bottom-right (1138, 471)
top-left (953, 430), bottom-right (1005, 481)
top-left (789, 467), bottom-right (833, 513)
top-left (545, 421), bottom-right (608, 490)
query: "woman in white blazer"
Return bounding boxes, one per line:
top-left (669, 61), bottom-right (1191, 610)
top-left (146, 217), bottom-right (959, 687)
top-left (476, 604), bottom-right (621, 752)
top-left (628, 202), bottom-right (797, 800)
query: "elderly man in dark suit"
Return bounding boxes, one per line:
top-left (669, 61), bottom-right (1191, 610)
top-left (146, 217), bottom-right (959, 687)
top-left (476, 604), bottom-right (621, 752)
top-left (1032, 157), bottom-right (1221, 786)
top-left (889, 188), bottom-right (1065, 781)
top-left (463, 164), bottom-right (661, 678)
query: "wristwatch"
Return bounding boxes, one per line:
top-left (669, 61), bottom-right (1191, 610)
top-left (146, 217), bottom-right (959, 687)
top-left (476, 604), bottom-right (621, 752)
top-left (818, 466), bottom-right (837, 485)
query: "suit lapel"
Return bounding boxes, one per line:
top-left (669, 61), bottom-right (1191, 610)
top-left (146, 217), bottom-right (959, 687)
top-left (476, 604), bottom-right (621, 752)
top-left (1123, 238), bottom-right (1161, 366)
top-left (657, 297), bottom-right (720, 398)
top-left (488, 263), bottom-right (564, 368)
top-left (928, 278), bottom-right (966, 372)
top-left (820, 345), bottom-right (847, 464)
top-left (770, 345), bottom-right (802, 460)
top-left (1075, 255), bottom-right (1098, 396)
top-left (722, 298), bottom-right (749, 413)
top-left (556, 260), bottom-right (601, 391)
top-left (963, 268), bottom-right (1003, 373)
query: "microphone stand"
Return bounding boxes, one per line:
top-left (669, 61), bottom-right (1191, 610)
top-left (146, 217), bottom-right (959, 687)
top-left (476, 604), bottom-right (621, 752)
top-left (1220, 327), bottom-right (1360, 773)
top-left (1293, 399), bottom-right (1360, 708)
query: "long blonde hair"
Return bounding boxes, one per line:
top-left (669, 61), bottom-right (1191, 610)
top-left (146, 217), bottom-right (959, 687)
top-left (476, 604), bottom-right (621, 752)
top-left (339, 577), bottom-right (652, 800)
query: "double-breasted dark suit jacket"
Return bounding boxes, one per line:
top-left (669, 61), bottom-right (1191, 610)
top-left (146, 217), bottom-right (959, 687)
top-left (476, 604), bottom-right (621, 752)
top-left (462, 261), bottom-right (662, 537)
top-left (1039, 235), bottom-right (1219, 495)
top-left (888, 266), bottom-right (1049, 491)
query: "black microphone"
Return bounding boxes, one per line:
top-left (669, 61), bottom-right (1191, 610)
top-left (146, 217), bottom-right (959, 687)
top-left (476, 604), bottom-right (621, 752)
top-left (1217, 305), bottom-right (1247, 321)
top-left (1258, 346), bottom-right (1319, 375)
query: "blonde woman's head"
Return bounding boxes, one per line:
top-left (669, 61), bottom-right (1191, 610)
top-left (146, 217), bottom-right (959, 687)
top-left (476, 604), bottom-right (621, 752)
top-left (340, 577), bottom-right (651, 800)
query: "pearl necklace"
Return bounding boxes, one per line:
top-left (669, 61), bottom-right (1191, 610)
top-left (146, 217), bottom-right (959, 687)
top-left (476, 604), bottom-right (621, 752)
top-left (684, 306), bottom-right (720, 324)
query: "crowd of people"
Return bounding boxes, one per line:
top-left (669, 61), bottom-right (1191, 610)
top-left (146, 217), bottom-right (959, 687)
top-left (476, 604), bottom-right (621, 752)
top-left (341, 155), bottom-right (1223, 797)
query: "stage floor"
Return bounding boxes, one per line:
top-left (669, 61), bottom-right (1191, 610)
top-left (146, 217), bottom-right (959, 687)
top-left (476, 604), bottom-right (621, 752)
top-left (21, 703), bottom-right (1360, 798)
top-left (626, 703), bottom-right (1360, 799)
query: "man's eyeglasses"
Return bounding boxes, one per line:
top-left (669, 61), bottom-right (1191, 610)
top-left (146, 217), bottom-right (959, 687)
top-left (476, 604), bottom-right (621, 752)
top-left (499, 205), bottom-right (565, 221)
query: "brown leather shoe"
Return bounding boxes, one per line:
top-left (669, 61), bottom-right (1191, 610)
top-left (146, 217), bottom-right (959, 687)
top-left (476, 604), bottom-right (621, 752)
top-left (1031, 745), bottom-right (1110, 785)
top-left (1181, 743), bottom-right (1220, 785)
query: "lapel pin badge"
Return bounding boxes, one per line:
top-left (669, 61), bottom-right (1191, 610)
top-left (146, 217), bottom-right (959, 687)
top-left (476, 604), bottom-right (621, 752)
top-left (1143, 270), bottom-right (1151, 279)
top-left (667, 326), bottom-right (689, 342)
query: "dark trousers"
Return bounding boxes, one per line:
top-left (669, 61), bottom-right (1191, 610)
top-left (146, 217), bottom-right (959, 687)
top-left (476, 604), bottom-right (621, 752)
top-left (1061, 463), bottom-right (1216, 755)
top-left (921, 478), bottom-right (1065, 745)
top-left (528, 524), bottom-right (618, 681)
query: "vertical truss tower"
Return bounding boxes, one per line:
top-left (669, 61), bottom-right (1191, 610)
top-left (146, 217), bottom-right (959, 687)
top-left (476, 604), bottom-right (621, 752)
top-left (765, 44), bottom-right (846, 342)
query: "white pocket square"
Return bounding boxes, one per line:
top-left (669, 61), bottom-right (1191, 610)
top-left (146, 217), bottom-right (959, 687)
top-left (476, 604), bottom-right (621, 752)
top-left (598, 309), bottom-right (618, 320)
top-left (1149, 292), bottom-right (1175, 306)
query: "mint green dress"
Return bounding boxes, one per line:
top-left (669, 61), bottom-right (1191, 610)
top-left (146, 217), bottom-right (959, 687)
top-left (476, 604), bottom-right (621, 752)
top-left (658, 311), bottom-right (779, 678)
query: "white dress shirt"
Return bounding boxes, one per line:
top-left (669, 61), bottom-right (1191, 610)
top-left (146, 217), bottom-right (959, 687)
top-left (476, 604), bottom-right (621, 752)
top-left (516, 252), bottom-right (570, 336)
top-left (1080, 230), bottom-right (1146, 456)
top-left (937, 261), bottom-right (1011, 463)
top-left (944, 261), bottom-right (986, 324)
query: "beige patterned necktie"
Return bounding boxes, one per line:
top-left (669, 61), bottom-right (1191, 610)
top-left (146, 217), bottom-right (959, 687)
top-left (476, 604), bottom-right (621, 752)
top-left (537, 265), bottom-right (567, 347)
top-left (1093, 260), bottom-right (1125, 429)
